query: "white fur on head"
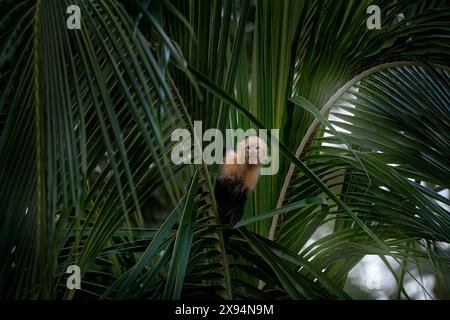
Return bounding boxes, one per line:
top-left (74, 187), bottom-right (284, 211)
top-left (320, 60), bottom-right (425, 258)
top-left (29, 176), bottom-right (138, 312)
top-left (236, 135), bottom-right (268, 165)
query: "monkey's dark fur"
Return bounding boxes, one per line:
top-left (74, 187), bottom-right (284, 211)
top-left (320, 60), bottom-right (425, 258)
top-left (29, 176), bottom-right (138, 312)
top-left (215, 178), bottom-right (249, 226)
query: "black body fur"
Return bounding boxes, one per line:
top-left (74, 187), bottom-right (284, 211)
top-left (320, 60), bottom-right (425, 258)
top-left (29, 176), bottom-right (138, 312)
top-left (214, 177), bottom-right (249, 226)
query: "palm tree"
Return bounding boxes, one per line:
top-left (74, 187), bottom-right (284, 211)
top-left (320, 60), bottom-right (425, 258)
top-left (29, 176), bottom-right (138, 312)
top-left (0, 0), bottom-right (448, 299)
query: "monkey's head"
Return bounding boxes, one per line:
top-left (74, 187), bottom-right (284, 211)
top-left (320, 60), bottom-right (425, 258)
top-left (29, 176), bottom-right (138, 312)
top-left (237, 135), bottom-right (268, 165)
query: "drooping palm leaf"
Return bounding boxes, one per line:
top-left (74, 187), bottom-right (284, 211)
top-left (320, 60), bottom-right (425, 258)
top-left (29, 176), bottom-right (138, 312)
top-left (0, 0), bottom-right (190, 299)
top-left (278, 64), bottom-right (449, 294)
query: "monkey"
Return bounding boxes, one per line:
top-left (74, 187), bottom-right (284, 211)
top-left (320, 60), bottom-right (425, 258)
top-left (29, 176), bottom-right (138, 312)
top-left (214, 135), bottom-right (268, 226)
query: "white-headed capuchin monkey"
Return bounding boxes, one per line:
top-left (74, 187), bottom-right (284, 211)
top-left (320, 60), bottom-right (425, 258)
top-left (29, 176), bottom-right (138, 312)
top-left (214, 135), bottom-right (268, 226)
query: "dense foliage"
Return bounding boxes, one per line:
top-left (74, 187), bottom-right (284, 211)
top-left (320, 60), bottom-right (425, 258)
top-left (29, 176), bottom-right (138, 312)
top-left (0, 0), bottom-right (449, 299)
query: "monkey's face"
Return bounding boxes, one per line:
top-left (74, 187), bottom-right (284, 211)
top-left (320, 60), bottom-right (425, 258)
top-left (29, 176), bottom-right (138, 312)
top-left (238, 136), bottom-right (268, 165)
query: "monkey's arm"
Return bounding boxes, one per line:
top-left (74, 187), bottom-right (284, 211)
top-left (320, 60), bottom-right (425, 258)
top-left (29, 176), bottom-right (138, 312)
top-left (229, 184), bottom-right (248, 226)
top-left (214, 177), bottom-right (249, 226)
